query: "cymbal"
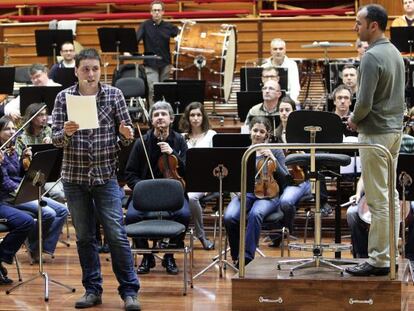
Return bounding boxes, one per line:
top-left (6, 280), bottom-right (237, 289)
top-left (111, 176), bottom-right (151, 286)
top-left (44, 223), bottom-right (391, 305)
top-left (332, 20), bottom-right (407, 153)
top-left (302, 41), bottom-right (353, 48)
top-left (0, 41), bottom-right (22, 47)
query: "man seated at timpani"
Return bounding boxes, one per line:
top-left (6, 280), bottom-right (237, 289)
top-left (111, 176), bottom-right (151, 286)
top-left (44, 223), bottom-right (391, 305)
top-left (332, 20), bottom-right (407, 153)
top-left (124, 100), bottom-right (190, 275)
top-left (4, 64), bottom-right (61, 122)
top-left (261, 38), bottom-right (300, 104)
top-left (224, 116), bottom-right (290, 267)
top-left (245, 79), bottom-right (281, 132)
top-left (392, 0), bottom-right (414, 27)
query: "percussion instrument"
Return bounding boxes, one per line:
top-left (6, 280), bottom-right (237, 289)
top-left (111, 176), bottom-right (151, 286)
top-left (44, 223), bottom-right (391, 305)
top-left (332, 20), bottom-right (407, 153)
top-left (301, 41), bottom-right (353, 48)
top-left (174, 21), bottom-right (237, 103)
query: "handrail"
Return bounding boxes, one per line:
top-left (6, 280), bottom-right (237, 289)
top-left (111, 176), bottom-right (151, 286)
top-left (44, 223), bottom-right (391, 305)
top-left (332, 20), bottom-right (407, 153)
top-left (239, 142), bottom-right (397, 280)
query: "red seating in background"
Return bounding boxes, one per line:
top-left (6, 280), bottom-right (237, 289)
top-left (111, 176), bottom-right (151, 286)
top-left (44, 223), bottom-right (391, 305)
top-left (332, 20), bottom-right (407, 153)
top-left (260, 7), bottom-right (354, 17)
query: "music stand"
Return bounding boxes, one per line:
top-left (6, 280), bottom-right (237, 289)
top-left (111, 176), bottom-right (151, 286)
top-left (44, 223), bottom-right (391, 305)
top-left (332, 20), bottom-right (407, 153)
top-left (236, 91), bottom-right (262, 122)
top-left (240, 67), bottom-right (288, 92)
top-left (391, 27), bottom-right (414, 57)
top-left (185, 148), bottom-right (255, 278)
top-left (277, 111), bottom-right (355, 275)
top-left (0, 67), bottom-right (15, 95)
top-left (97, 27), bottom-right (138, 70)
top-left (212, 133), bottom-right (251, 148)
top-left (34, 30), bottom-right (73, 61)
top-left (154, 80), bottom-right (205, 114)
top-left (6, 149), bottom-right (75, 300)
top-left (19, 86), bottom-right (63, 116)
top-left (53, 67), bottom-right (77, 89)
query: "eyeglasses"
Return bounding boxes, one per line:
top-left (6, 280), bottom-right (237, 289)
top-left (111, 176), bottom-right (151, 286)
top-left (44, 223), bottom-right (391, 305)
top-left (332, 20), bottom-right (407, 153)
top-left (262, 75), bottom-right (278, 79)
top-left (61, 49), bottom-right (74, 53)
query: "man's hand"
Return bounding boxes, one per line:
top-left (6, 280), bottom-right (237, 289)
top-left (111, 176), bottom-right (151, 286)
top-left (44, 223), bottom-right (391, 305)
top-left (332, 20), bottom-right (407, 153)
top-left (64, 121), bottom-right (79, 136)
top-left (119, 120), bottom-right (134, 140)
top-left (347, 116), bottom-right (357, 132)
top-left (157, 142), bottom-right (173, 155)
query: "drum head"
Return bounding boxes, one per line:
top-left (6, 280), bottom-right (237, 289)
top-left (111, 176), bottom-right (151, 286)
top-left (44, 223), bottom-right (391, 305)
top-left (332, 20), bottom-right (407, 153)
top-left (174, 22), bottom-right (237, 103)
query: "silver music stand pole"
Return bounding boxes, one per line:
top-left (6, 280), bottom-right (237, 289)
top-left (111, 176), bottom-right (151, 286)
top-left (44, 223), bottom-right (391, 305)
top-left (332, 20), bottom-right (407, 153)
top-left (6, 155), bottom-right (75, 301)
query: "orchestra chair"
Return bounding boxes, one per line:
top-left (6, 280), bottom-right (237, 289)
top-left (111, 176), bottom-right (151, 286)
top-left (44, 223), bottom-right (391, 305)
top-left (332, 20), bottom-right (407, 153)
top-left (0, 221), bottom-right (23, 283)
top-left (14, 66), bottom-right (32, 85)
top-left (125, 179), bottom-right (193, 295)
top-left (115, 76), bottom-right (147, 122)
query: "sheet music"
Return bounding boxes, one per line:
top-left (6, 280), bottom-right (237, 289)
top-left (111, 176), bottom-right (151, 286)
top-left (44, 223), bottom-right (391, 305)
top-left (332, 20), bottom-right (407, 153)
top-left (66, 94), bottom-right (99, 130)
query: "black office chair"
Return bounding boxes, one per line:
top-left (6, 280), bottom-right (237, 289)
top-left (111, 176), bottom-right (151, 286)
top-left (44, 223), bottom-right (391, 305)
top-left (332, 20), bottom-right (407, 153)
top-left (125, 179), bottom-right (193, 295)
top-left (115, 77), bottom-right (147, 122)
top-left (14, 66), bottom-right (32, 84)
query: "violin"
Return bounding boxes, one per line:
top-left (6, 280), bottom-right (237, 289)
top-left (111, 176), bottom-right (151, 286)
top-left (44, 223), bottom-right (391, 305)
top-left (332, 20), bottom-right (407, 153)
top-left (285, 150), bottom-right (306, 185)
top-left (16, 137), bottom-right (31, 171)
top-left (157, 127), bottom-right (186, 189)
top-left (254, 156), bottom-right (279, 199)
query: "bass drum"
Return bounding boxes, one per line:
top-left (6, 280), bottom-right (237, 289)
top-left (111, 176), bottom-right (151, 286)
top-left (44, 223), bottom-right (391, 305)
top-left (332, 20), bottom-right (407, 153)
top-left (174, 21), bottom-right (237, 103)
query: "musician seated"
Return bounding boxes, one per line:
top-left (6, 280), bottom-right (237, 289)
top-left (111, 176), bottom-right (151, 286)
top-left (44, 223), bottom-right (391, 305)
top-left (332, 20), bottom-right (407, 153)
top-left (124, 101), bottom-right (190, 275)
top-left (0, 116), bottom-right (67, 262)
top-left (15, 103), bottom-right (66, 203)
top-left (245, 79), bottom-right (281, 128)
top-left (392, 0), bottom-right (414, 27)
top-left (4, 64), bottom-right (61, 122)
top-left (341, 65), bottom-right (358, 97)
top-left (48, 42), bottom-right (76, 82)
top-left (223, 116), bottom-right (290, 266)
top-left (261, 38), bottom-right (300, 103)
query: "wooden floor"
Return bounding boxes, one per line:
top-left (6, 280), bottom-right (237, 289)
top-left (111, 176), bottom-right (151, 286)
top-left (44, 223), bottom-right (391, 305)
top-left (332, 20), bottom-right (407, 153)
top-left (1, 228), bottom-right (414, 310)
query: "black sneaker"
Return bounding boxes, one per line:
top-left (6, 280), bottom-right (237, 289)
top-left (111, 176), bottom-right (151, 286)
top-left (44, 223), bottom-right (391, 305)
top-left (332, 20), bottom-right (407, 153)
top-left (162, 255), bottom-right (179, 275)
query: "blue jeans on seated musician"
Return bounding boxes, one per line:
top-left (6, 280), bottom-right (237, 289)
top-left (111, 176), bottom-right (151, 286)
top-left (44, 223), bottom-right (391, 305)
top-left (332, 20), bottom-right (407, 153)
top-left (63, 178), bottom-right (139, 298)
top-left (224, 192), bottom-right (281, 263)
top-left (12, 197), bottom-right (67, 255)
top-left (125, 198), bottom-right (191, 249)
top-left (0, 204), bottom-right (34, 264)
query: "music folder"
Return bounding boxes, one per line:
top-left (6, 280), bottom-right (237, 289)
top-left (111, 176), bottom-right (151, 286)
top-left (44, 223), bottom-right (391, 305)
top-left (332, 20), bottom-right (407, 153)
top-left (53, 68), bottom-right (77, 89)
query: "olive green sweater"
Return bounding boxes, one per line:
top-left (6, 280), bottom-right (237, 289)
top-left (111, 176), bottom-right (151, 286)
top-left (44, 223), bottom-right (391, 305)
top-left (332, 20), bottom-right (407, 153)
top-left (351, 38), bottom-right (405, 134)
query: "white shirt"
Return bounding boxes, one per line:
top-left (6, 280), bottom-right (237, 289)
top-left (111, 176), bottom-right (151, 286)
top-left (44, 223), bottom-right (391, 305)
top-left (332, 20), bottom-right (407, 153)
top-left (184, 129), bottom-right (216, 149)
top-left (5, 79), bottom-right (61, 116)
top-left (262, 55), bottom-right (300, 103)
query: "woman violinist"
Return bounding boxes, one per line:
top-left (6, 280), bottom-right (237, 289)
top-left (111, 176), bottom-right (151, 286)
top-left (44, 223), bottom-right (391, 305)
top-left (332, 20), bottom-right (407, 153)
top-left (179, 102), bottom-right (216, 250)
top-left (0, 116), bottom-right (67, 262)
top-left (271, 96), bottom-right (312, 247)
top-left (223, 116), bottom-right (290, 266)
top-left (124, 101), bottom-right (190, 275)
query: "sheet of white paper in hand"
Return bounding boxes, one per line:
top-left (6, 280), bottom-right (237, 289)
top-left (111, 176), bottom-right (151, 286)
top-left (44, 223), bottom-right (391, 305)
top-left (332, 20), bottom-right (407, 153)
top-left (66, 93), bottom-right (99, 130)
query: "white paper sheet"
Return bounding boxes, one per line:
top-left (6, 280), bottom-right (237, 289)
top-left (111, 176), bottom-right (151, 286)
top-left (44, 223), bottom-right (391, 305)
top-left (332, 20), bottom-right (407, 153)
top-left (66, 94), bottom-right (99, 130)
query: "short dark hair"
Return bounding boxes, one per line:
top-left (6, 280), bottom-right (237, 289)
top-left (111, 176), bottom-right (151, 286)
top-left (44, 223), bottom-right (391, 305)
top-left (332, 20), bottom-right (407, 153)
top-left (0, 116), bottom-right (14, 132)
top-left (179, 102), bottom-right (210, 133)
top-left (362, 4), bottom-right (388, 32)
top-left (75, 48), bottom-right (102, 67)
top-left (342, 64), bottom-right (357, 72)
top-left (151, 0), bottom-right (164, 10)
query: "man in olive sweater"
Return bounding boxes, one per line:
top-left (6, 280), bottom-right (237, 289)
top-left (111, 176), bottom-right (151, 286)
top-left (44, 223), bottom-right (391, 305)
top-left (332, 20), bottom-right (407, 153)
top-left (347, 4), bottom-right (405, 276)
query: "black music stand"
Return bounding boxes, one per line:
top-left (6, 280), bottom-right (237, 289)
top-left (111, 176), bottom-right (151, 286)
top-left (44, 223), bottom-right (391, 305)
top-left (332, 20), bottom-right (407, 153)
top-left (53, 67), bottom-right (77, 89)
top-left (240, 67), bottom-right (288, 92)
top-left (236, 91), bottom-right (262, 122)
top-left (391, 27), bottom-right (414, 57)
top-left (6, 149), bottom-right (75, 300)
top-left (154, 80), bottom-right (205, 114)
top-left (185, 148), bottom-right (255, 279)
top-left (34, 30), bottom-right (73, 61)
top-left (19, 86), bottom-right (63, 116)
top-left (277, 110), bottom-right (355, 275)
top-left (0, 67), bottom-right (15, 95)
top-left (212, 133), bottom-right (251, 148)
top-left (97, 27), bottom-right (138, 70)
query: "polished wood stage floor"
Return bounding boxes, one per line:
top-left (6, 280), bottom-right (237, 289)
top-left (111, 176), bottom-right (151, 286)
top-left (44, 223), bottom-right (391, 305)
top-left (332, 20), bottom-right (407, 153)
top-left (1, 228), bottom-right (414, 310)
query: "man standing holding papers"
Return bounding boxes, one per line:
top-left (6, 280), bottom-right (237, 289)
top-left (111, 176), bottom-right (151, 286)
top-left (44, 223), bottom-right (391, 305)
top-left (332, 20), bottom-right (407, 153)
top-left (52, 48), bottom-right (141, 311)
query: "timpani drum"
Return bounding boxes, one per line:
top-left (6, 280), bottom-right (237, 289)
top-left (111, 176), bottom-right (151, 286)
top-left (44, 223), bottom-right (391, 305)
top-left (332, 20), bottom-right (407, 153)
top-left (174, 21), bottom-right (237, 103)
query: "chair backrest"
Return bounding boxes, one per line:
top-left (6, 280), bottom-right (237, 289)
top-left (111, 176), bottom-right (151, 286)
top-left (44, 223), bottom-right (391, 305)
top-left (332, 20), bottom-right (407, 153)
top-left (15, 66), bottom-right (32, 84)
top-left (115, 77), bottom-right (146, 99)
top-left (133, 179), bottom-right (184, 213)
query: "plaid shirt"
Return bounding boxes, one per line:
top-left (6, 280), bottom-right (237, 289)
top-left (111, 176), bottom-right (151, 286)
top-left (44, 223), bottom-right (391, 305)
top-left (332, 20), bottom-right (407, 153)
top-left (52, 83), bottom-right (132, 185)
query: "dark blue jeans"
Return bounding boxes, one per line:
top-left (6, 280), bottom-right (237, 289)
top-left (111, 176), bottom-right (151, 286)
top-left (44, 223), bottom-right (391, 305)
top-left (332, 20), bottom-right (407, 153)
top-left (224, 193), bottom-right (280, 261)
top-left (0, 204), bottom-right (34, 264)
top-left (63, 179), bottom-right (139, 299)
